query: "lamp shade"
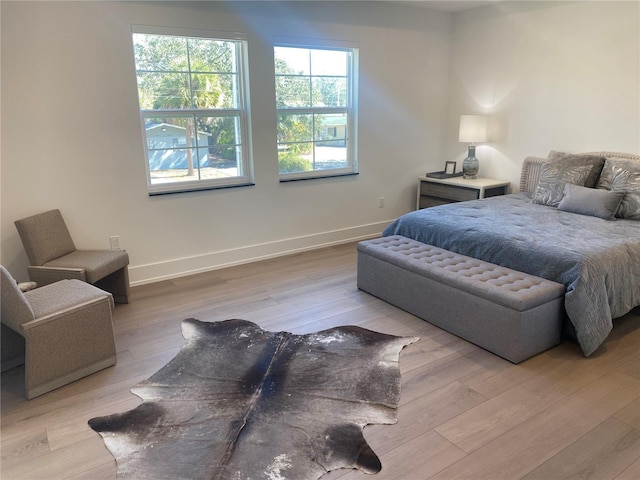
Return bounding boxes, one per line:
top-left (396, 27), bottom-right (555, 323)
top-left (459, 115), bottom-right (489, 143)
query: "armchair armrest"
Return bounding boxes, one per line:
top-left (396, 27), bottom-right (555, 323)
top-left (22, 296), bottom-right (113, 331)
top-left (27, 265), bottom-right (86, 286)
top-left (24, 279), bottom-right (113, 321)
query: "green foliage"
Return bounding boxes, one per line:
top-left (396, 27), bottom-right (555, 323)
top-left (134, 33), bottom-right (241, 165)
top-left (274, 61), bottom-right (310, 108)
top-left (277, 114), bottom-right (311, 145)
top-left (134, 35), bottom-right (230, 111)
top-left (278, 150), bottom-right (312, 173)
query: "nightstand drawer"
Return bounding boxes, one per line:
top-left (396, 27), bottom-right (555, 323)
top-left (420, 182), bottom-right (479, 202)
top-left (484, 186), bottom-right (507, 198)
top-left (418, 196), bottom-right (453, 209)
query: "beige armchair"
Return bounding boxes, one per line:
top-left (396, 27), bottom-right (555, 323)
top-left (1, 265), bottom-right (117, 399)
top-left (14, 209), bottom-right (130, 303)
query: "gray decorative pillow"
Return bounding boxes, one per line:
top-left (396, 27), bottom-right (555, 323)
top-left (532, 163), bottom-right (593, 207)
top-left (547, 151), bottom-right (605, 188)
top-left (609, 165), bottom-right (640, 220)
top-left (547, 150), bottom-right (605, 188)
top-left (557, 183), bottom-right (624, 220)
top-left (596, 157), bottom-right (640, 190)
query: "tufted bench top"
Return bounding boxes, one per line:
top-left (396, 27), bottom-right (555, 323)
top-left (357, 235), bottom-right (565, 312)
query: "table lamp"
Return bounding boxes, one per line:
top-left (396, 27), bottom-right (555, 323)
top-left (459, 115), bottom-right (488, 179)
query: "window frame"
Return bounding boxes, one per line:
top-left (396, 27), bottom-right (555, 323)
top-left (274, 41), bottom-right (359, 182)
top-left (132, 25), bottom-right (254, 196)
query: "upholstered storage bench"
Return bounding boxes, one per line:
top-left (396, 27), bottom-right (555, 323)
top-left (357, 235), bottom-right (566, 363)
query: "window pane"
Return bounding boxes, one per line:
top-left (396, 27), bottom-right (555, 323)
top-left (209, 144), bottom-right (241, 168)
top-left (311, 49), bottom-right (348, 76)
top-left (133, 34), bottom-right (188, 72)
top-left (187, 38), bottom-right (236, 73)
top-left (148, 147), bottom-right (205, 184)
top-left (146, 116), bottom-right (200, 184)
top-left (139, 72), bottom-right (237, 111)
top-left (136, 72), bottom-right (161, 110)
top-left (312, 77), bottom-right (348, 107)
top-left (275, 75), bottom-right (311, 108)
top-left (315, 113), bottom-right (347, 143)
top-left (146, 116), bottom-right (196, 151)
top-left (315, 142), bottom-right (347, 170)
top-left (199, 146), bottom-right (240, 179)
top-left (138, 72), bottom-right (191, 110)
top-left (274, 47), bottom-right (310, 75)
top-left (197, 115), bottom-right (242, 167)
top-left (215, 74), bottom-right (238, 108)
top-left (190, 73), bottom-right (235, 109)
top-left (278, 146), bottom-right (313, 173)
top-left (277, 114), bottom-right (313, 143)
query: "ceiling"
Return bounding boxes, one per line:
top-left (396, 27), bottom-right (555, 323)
top-left (397, 0), bottom-right (501, 12)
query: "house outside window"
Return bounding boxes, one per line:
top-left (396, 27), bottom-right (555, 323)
top-left (132, 26), bottom-right (253, 195)
top-left (275, 44), bottom-right (358, 181)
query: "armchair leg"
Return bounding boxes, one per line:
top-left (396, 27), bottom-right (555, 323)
top-left (95, 267), bottom-right (130, 304)
top-left (1, 324), bottom-right (25, 373)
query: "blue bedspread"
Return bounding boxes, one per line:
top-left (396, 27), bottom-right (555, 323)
top-left (383, 194), bottom-right (640, 356)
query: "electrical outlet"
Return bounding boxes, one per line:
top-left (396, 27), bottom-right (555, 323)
top-left (378, 197), bottom-right (385, 208)
top-left (110, 235), bottom-right (121, 250)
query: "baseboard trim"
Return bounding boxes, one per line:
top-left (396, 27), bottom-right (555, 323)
top-left (129, 221), bottom-right (390, 286)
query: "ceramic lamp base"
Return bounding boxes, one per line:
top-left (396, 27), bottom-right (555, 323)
top-left (462, 145), bottom-right (479, 179)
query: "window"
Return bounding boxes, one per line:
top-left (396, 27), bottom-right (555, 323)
top-left (274, 44), bottom-right (358, 181)
top-left (132, 26), bottom-right (252, 195)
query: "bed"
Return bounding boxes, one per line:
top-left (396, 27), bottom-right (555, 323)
top-left (381, 151), bottom-right (640, 357)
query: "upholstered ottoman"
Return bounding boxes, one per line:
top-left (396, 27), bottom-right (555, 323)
top-left (357, 235), bottom-right (566, 363)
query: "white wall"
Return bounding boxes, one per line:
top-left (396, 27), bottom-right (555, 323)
top-left (4, 1), bottom-right (637, 287)
top-left (444, 1), bottom-right (640, 188)
top-left (1, 1), bottom-right (452, 284)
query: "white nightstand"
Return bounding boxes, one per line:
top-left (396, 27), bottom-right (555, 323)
top-left (417, 176), bottom-right (511, 210)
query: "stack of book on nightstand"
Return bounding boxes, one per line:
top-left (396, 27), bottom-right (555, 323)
top-left (426, 171), bottom-right (463, 179)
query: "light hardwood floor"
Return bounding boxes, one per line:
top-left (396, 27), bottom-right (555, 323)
top-left (2, 241), bottom-right (639, 480)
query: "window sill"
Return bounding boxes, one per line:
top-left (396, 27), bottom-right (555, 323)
top-left (279, 172), bottom-right (359, 183)
top-left (148, 182), bottom-right (255, 196)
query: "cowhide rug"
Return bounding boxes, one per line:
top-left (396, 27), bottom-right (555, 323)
top-left (89, 318), bottom-right (418, 480)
